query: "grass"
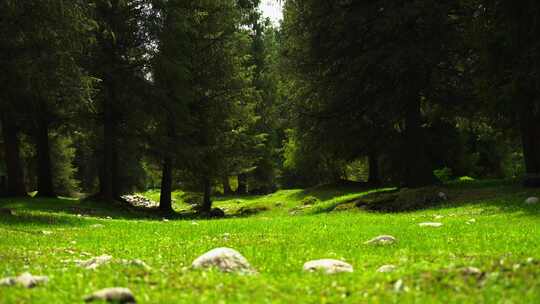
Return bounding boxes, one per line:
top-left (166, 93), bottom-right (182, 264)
top-left (1, 180), bottom-right (540, 303)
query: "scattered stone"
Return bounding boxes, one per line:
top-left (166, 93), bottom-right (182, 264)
top-left (0, 208), bottom-right (13, 216)
top-left (84, 287), bottom-right (136, 303)
top-left (438, 192), bottom-right (448, 200)
top-left (377, 265), bottom-right (397, 273)
top-left (120, 259), bottom-right (151, 271)
top-left (105, 216), bottom-right (112, 220)
top-left (41, 230), bottom-right (53, 235)
top-left (393, 279), bottom-right (405, 292)
top-left (76, 255), bottom-right (113, 270)
top-left (461, 266), bottom-right (483, 276)
top-left (0, 273), bottom-right (48, 288)
top-left (418, 222), bottom-right (443, 228)
top-left (434, 215), bottom-right (444, 220)
top-left (121, 194), bottom-right (159, 208)
top-left (162, 218), bottom-right (170, 222)
top-left (302, 259), bottom-right (353, 274)
top-left (365, 235), bottom-right (397, 245)
top-left (525, 197), bottom-right (539, 205)
top-left (192, 247), bottom-right (255, 274)
top-left (191, 221), bottom-right (199, 226)
top-left (91, 224), bottom-right (105, 228)
top-left (466, 218), bottom-right (476, 225)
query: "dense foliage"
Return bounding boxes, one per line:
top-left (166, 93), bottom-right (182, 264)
top-left (1, 0), bottom-right (539, 210)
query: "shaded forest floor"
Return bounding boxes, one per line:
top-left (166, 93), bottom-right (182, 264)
top-left (1, 180), bottom-right (540, 303)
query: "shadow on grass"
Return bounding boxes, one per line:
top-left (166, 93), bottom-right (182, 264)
top-left (0, 212), bottom-right (81, 228)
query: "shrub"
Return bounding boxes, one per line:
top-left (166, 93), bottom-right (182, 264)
top-left (434, 167), bottom-right (453, 183)
top-left (301, 196), bottom-right (319, 206)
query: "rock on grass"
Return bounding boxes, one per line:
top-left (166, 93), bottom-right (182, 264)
top-left (192, 248), bottom-right (255, 274)
top-left (525, 197), bottom-right (539, 205)
top-left (84, 287), bottom-right (136, 303)
top-left (365, 235), bottom-right (397, 245)
top-left (303, 259), bottom-right (353, 274)
top-left (0, 273), bottom-right (48, 288)
top-left (377, 265), bottom-right (397, 273)
top-left (418, 222), bottom-right (443, 228)
top-left (76, 255), bottom-right (113, 270)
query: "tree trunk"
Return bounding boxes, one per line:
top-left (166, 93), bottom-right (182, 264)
top-left (402, 94), bottom-right (436, 188)
top-left (222, 176), bottom-right (232, 195)
top-left (98, 97), bottom-right (117, 202)
top-left (159, 156), bottom-right (173, 213)
top-left (237, 173), bottom-right (248, 194)
top-left (36, 117), bottom-right (55, 197)
top-left (1, 113), bottom-right (27, 197)
top-left (201, 177), bottom-right (212, 213)
top-left (520, 101), bottom-right (540, 187)
top-left (367, 150), bottom-right (380, 186)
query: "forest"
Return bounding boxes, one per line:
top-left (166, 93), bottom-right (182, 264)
top-left (1, 1), bottom-right (540, 303)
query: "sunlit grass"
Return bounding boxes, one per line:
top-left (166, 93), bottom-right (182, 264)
top-left (1, 181), bottom-right (539, 303)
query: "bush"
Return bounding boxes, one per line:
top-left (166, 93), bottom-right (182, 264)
top-left (434, 167), bottom-right (453, 183)
top-left (301, 196), bottom-right (319, 206)
top-left (458, 176), bottom-right (475, 182)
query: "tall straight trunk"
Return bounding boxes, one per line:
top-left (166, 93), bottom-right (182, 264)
top-left (367, 150), bottom-right (380, 185)
top-left (222, 176), bottom-right (232, 195)
top-left (402, 94), bottom-right (435, 188)
top-left (159, 156), bottom-right (173, 213)
top-left (201, 177), bottom-right (212, 213)
top-left (99, 94), bottom-right (118, 202)
top-left (520, 101), bottom-right (540, 187)
top-left (237, 173), bottom-right (247, 194)
top-left (36, 117), bottom-right (55, 197)
top-left (1, 113), bottom-right (27, 196)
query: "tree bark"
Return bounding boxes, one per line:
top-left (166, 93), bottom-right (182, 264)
top-left (35, 117), bottom-right (55, 197)
top-left (201, 177), bottom-right (212, 213)
top-left (402, 94), bottom-right (436, 188)
top-left (98, 96), bottom-right (118, 202)
top-left (1, 113), bottom-right (27, 197)
top-left (520, 101), bottom-right (540, 187)
top-left (367, 150), bottom-right (380, 186)
top-left (237, 173), bottom-right (248, 194)
top-left (159, 156), bottom-right (173, 213)
top-left (222, 176), bottom-right (232, 195)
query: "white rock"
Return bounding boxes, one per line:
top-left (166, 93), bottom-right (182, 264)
top-left (84, 287), bottom-right (135, 303)
top-left (76, 255), bottom-right (113, 270)
top-left (438, 192), bottom-right (448, 200)
top-left (466, 218), bottom-right (476, 225)
top-left (0, 273), bottom-right (48, 288)
top-left (91, 224), bottom-right (105, 228)
top-left (525, 197), bottom-right (539, 205)
top-left (393, 279), bottom-right (405, 292)
top-left (418, 222), bottom-right (443, 228)
top-left (192, 248), bottom-right (255, 274)
top-left (41, 230), bottom-right (53, 235)
top-left (461, 266), bottom-right (483, 276)
top-left (303, 259), bottom-right (353, 274)
top-left (365, 235), bottom-right (397, 245)
top-left (377, 265), bottom-right (397, 273)
top-left (121, 259), bottom-right (152, 271)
